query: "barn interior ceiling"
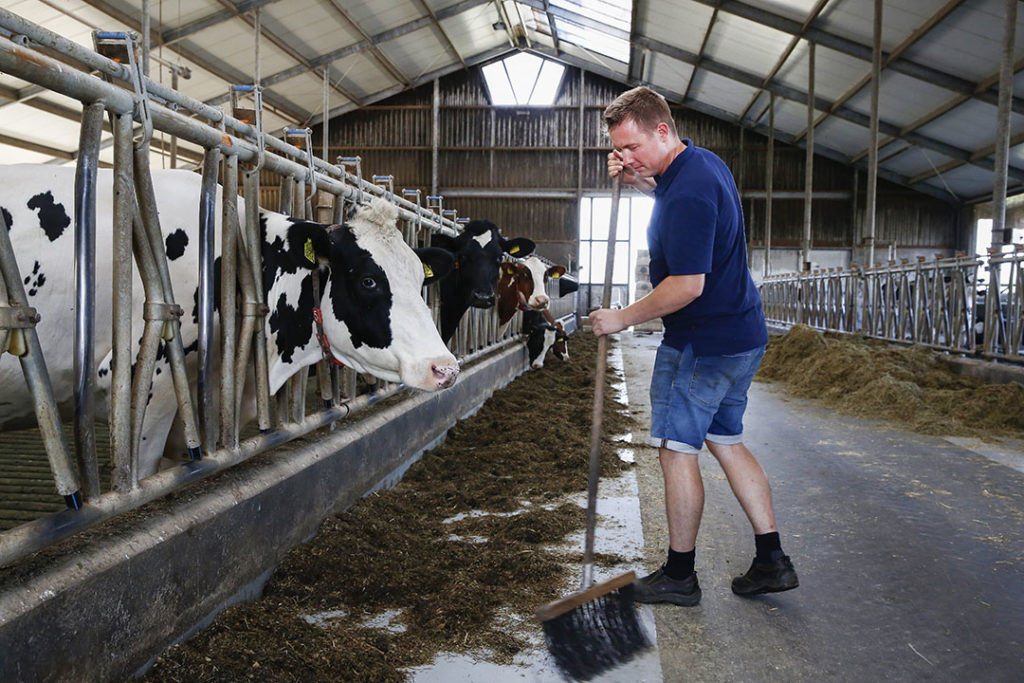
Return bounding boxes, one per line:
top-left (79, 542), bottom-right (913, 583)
top-left (1, 0), bottom-right (1023, 205)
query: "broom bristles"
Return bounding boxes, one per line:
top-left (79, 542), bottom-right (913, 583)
top-left (539, 580), bottom-right (651, 681)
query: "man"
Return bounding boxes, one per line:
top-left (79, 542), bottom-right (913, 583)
top-left (590, 86), bottom-right (797, 606)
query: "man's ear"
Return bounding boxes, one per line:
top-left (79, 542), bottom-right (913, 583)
top-left (500, 237), bottom-right (535, 258)
top-left (286, 221), bottom-right (331, 270)
top-left (414, 247), bottom-right (455, 285)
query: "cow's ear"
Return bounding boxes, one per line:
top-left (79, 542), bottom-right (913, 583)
top-left (286, 221), bottom-right (331, 270)
top-left (502, 261), bottom-right (518, 277)
top-left (546, 265), bottom-right (567, 280)
top-left (500, 237), bottom-right (535, 258)
top-left (414, 247), bottom-right (455, 285)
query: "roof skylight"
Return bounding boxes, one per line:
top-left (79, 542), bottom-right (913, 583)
top-left (482, 53), bottom-right (566, 106)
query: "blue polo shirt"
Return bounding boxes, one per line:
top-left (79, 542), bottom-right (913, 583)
top-left (648, 139), bottom-right (767, 355)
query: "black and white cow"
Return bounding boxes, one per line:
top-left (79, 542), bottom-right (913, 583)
top-left (432, 219), bottom-right (535, 343)
top-left (0, 165), bottom-right (458, 476)
top-left (523, 309), bottom-right (569, 369)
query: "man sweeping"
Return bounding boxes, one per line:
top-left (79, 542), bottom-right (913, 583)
top-left (589, 86), bottom-right (799, 606)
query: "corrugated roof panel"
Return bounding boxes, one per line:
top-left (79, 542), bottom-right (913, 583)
top-left (688, 69), bottom-right (760, 116)
top-left (703, 12), bottom-right (791, 80)
top-left (639, 0), bottom-right (714, 54)
top-left (765, 98), bottom-right (815, 139)
top-left (646, 53), bottom-right (696, 98)
top-left (1009, 142), bottom-right (1024, 169)
top-left (817, 0), bottom-right (959, 52)
top-left (329, 51), bottom-right (402, 101)
top-left (558, 41), bottom-right (629, 79)
top-left (742, 0), bottom-right (821, 23)
top-left (0, 143), bottom-right (59, 165)
top-left (191, 22), bottom-right (298, 85)
top-left (148, 0), bottom-right (217, 30)
top-left (440, 4), bottom-right (510, 56)
top-left (917, 100), bottom-right (1024, 152)
top-left (881, 145), bottom-right (959, 179)
top-left (814, 115), bottom-right (870, 157)
top-left (272, 73), bottom-right (352, 118)
top-left (377, 25), bottom-right (453, 82)
top-left (920, 163), bottom-right (999, 200)
top-left (263, 4), bottom-right (361, 61)
top-left (842, 71), bottom-right (962, 130)
top-left (776, 43), bottom-right (869, 103)
top-left (337, 0), bottom-right (420, 38)
top-left (900, 0), bottom-right (1024, 83)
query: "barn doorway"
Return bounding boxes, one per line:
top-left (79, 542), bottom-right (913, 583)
top-left (577, 194), bottom-right (654, 313)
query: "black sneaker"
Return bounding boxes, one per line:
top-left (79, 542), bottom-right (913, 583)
top-left (731, 555), bottom-right (799, 596)
top-left (632, 567), bottom-right (702, 606)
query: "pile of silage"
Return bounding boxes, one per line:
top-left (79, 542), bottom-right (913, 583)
top-left (757, 324), bottom-right (1024, 437)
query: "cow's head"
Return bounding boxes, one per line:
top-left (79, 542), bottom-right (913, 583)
top-left (502, 256), bottom-right (567, 312)
top-left (266, 199), bottom-right (458, 391)
top-left (433, 219), bottom-right (535, 309)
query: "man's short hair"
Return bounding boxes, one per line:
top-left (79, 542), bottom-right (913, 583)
top-left (603, 86), bottom-right (678, 137)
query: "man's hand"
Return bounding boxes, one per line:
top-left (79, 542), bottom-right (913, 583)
top-left (607, 151), bottom-right (640, 186)
top-left (607, 151), bottom-right (656, 195)
top-left (590, 308), bottom-right (626, 337)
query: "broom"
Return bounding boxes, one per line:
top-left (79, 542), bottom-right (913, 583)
top-left (535, 175), bottom-right (651, 680)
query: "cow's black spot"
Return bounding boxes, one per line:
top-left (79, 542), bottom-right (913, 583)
top-left (23, 275), bottom-right (30, 285)
top-left (165, 229), bottom-right (189, 261)
top-left (28, 289), bottom-right (36, 296)
top-left (1, 206), bottom-right (11, 231)
top-left (27, 191), bottom-right (71, 242)
top-left (268, 275), bottom-right (315, 364)
top-left (98, 367), bottom-right (109, 378)
top-left (327, 228), bottom-right (392, 350)
top-left (155, 367), bottom-right (162, 375)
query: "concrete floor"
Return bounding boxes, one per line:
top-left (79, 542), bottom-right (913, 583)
top-left (619, 331), bottom-right (1024, 683)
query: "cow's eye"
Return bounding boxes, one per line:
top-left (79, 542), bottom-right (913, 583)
top-left (360, 276), bottom-right (377, 290)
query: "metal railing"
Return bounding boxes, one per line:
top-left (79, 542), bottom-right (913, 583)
top-left (0, 11), bottom-right (548, 566)
top-left (760, 246), bottom-right (1024, 362)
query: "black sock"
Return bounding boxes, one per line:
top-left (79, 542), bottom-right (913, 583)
top-left (664, 548), bottom-right (695, 579)
top-left (754, 531), bottom-right (784, 562)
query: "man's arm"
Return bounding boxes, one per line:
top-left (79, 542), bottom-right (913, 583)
top-left (590, 273), bottom-right (704, 336)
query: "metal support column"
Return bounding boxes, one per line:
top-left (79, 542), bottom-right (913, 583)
top-left (991, 0), bottom-right (1017, 249)
top-left (802, 42), bottom-right (816, 272)
top-left (432, 78), bottom-right (440, 197)
top-left (197, 147), bottom-right (221, 454)
top-left (865, 0), bottom-right (883, 267)
top-left (74, 101), bottom-right (104, 500)
top-left (110, 112), bottom-right (134, 490)
top-left (220, 153), bottom-right (239, 449)
top-left (763, 93), bottom-right (775, 279)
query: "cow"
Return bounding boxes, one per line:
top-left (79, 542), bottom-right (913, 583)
top-left (523, 309), bottom-right (569, 369)
top-left (0, 165), bottom-right (458, 477)
top-left (431, 219), bottom-right (535, 343)
top-left (497, 255), bottom-right (567, 332)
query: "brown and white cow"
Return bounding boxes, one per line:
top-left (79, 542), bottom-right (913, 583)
top-left (497, 255), bottom-right (567, 333)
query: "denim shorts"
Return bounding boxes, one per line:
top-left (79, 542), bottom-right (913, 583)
top-left (649, 343), bottom-right (766, 454)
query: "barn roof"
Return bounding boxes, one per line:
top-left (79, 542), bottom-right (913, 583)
top-left (1, 0), bottom-right (1022, 205)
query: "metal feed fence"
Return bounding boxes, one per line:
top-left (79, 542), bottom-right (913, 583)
top-left (0, 11), bottom-right (564, 566)
top-left (759, 246), bottom-right (1024, 362)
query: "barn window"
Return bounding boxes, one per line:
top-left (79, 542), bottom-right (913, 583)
top-left (482, 53), bottom-right (565, 106)
top-left (527, 0), bottom-right (632, 64)
top-left (577, 194), bottom-right (654, 311)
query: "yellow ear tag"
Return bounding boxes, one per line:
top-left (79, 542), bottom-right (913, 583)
top-left (509, 245), bottom-right (520, 254)
top-left (423, 263), bottom-right (434, 279)
top-left (551, 272), bottom-right (560, 278)
top-left (304, 238), bottom-right (316, 264)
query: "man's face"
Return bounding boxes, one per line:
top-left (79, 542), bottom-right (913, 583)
top-left (609, 117), bottom-right (672, 178)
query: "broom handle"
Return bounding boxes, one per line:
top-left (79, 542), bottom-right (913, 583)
top-left (583, 175), bottom-right (622, 581)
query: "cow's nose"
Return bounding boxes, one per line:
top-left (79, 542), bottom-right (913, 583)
top-left (432, 363), bottom-right (459, 389)
top-left (471, 291), bottom-right (495, 307)
top-left (533, 294), bottom-right (550, 308)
